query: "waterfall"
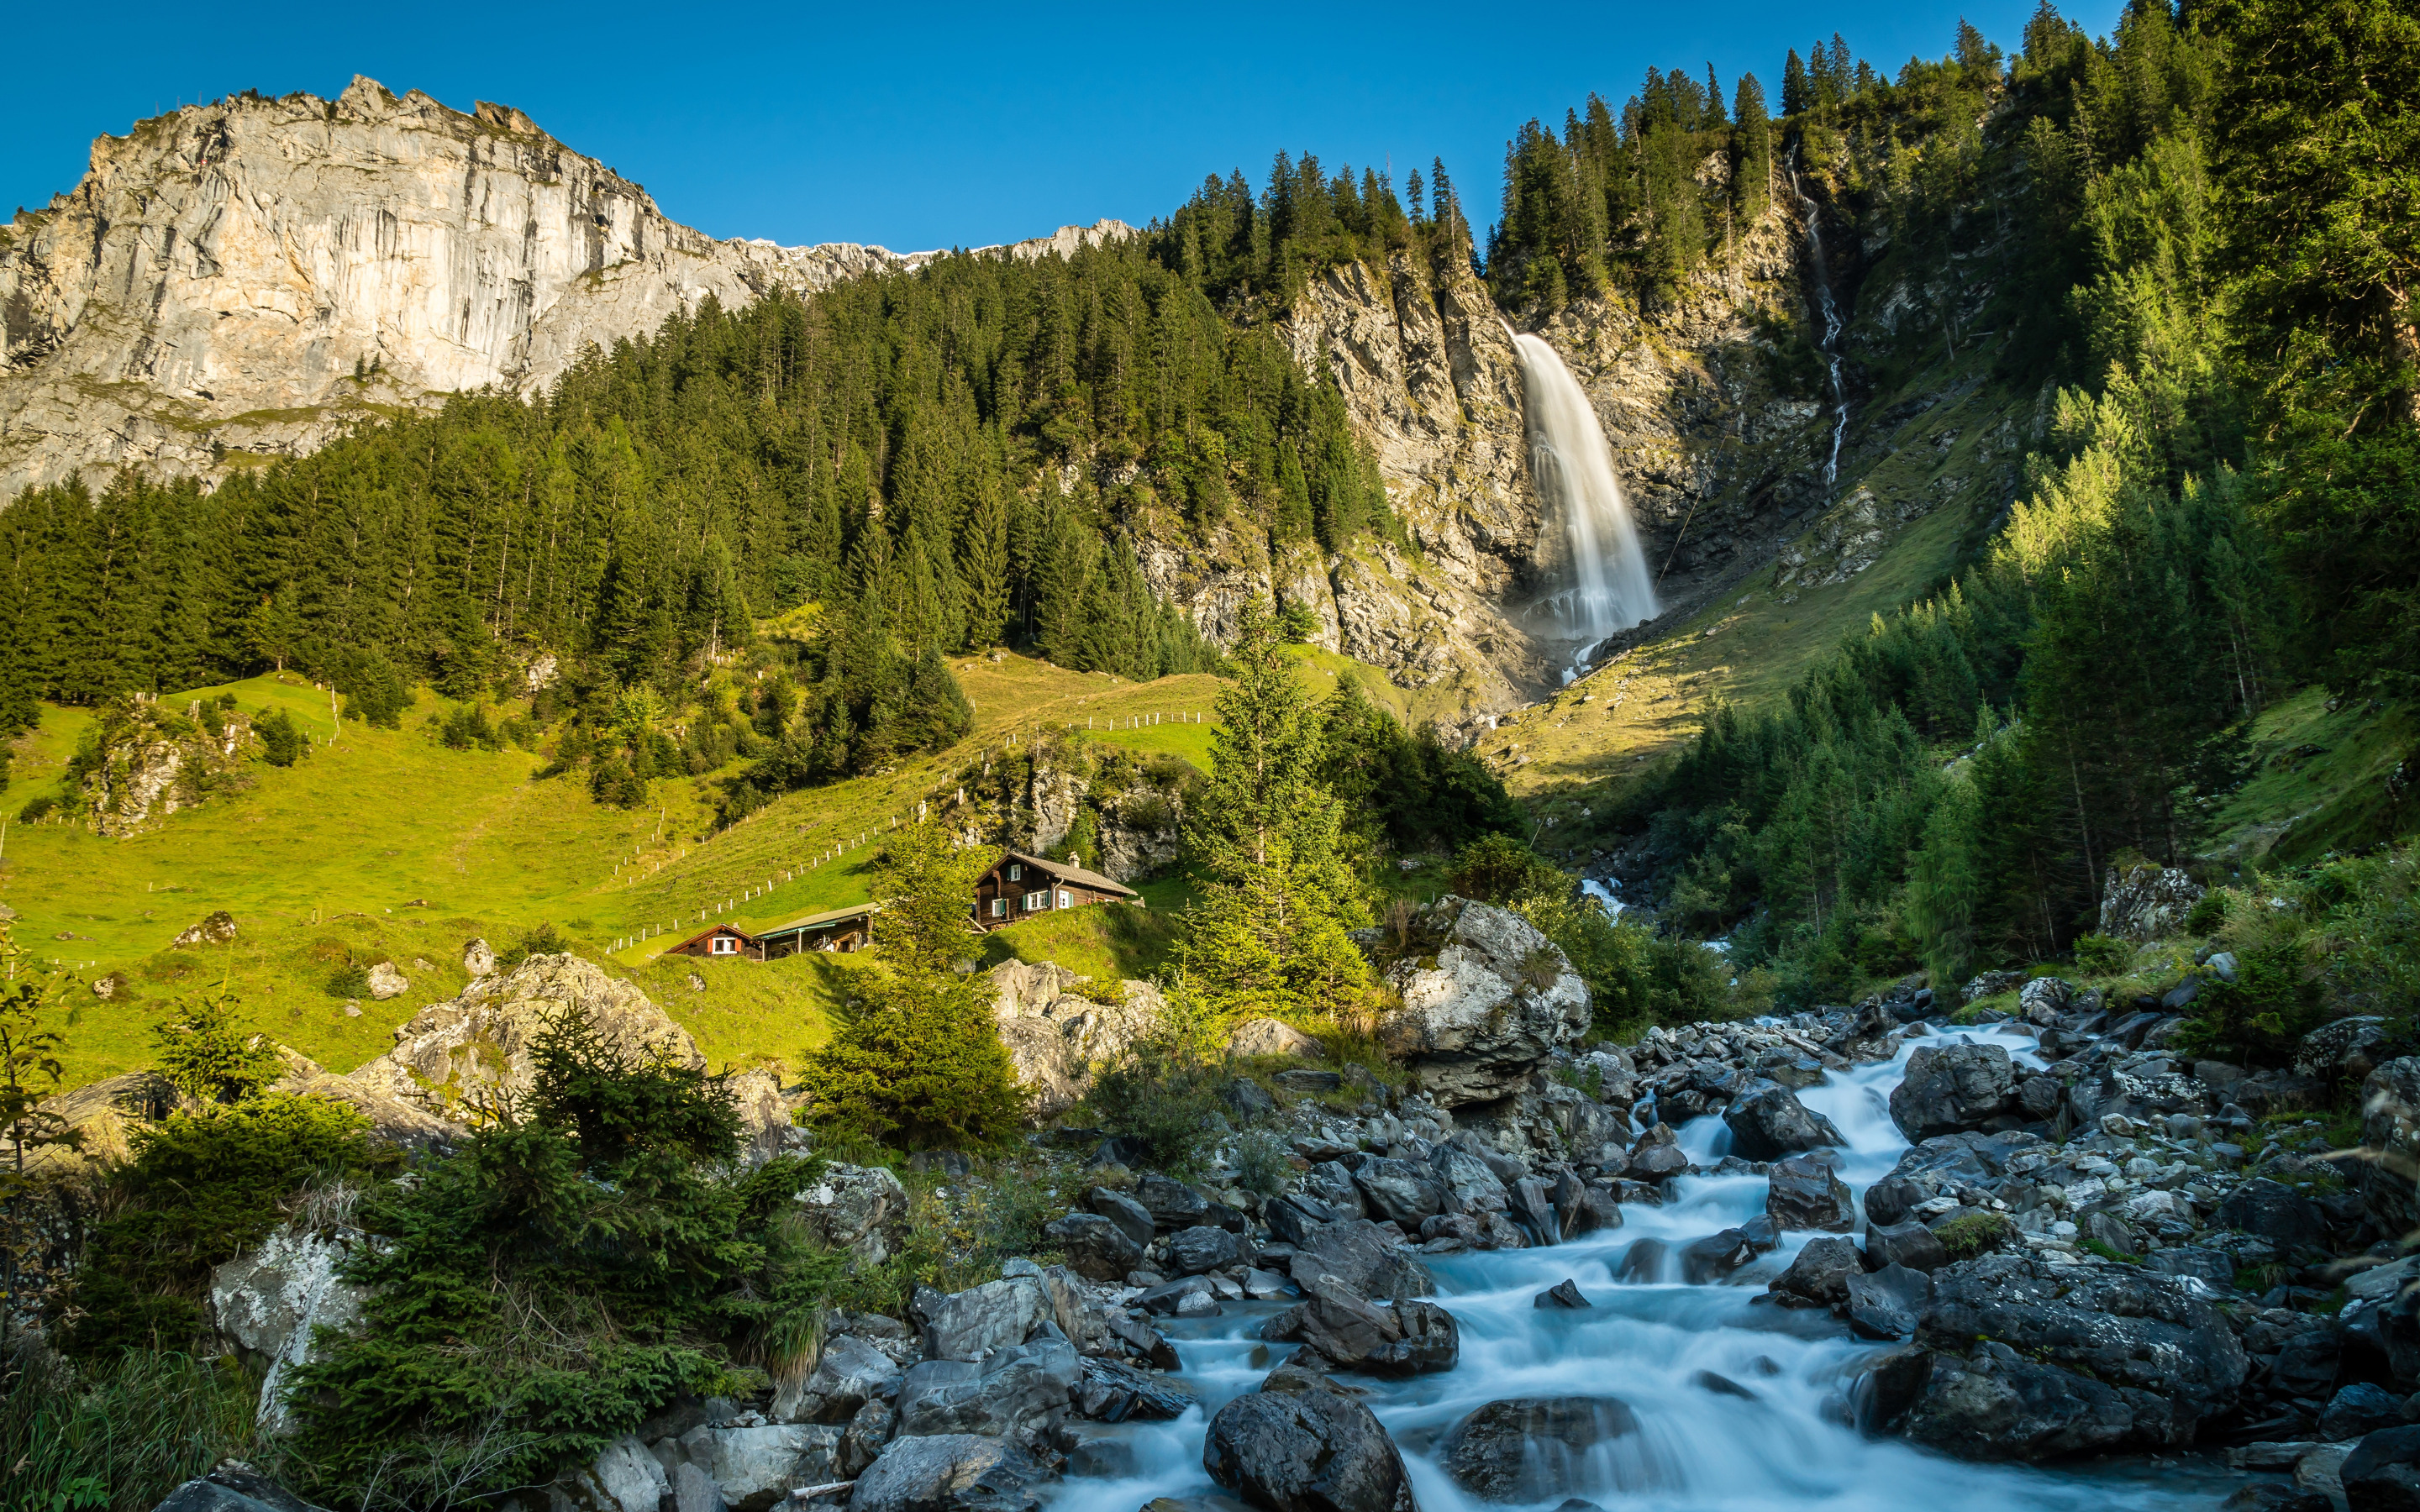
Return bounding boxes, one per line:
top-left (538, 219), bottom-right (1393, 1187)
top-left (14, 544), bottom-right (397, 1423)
top-left (1789, 153), bottom-right (1850, 487)
top-left (1508, 332), bottom-right (1660, 637)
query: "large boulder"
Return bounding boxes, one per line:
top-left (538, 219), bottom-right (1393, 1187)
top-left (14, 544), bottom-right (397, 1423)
top-left (1899, 1253), bottom-right (2249, 1457)
top-left (1202, 1364), bottom-right (1418, 1512)
top-left (1723, 1084), bottom-right (1845, 1161)
top-left (2099, 864), bottom-right (2204, 942)
top-left (796, 1164), bottom-right (913, 1266)
top-left (1043, 1214), bottom-right (1141, 1283)
top-left (920, 1276), bottom-right (1052, 1362)
top-left (1765, 1153), bottom-right (1854, 1232)
top-left (1439, 1397), bottom-right (1653, 1501)
top-left (786, 1334), bottom-right (904, 1425)
top-left (1767, 1236), bottom-right (1865, 1307)
top-left (210, 1223), bottom-right (369, 1430)
top-left (1287, 1220), bottom-right (1435, 1304)
top-left (1228, 1018), bottom-right (1326, 1059)
top-left (2341, 1425), bottom-right (2420, 1512)
top-left (1888, 1043), bottom-right (2016, 1141)
top-left (1264, 1273), bottom-right (1459, 1376)
top-left (1352, 1158), bottom-right (1446, 1226)
top-left (552, 1436), bottom-right (674, 1512)
top-left (850, 1435), bottom-right (1044, 1512)
top-left (987, 962), bottom-right (1161, 1116)
top-left (2212, 1179), bottom-right (2331, 1253)
top-left (1374, 898), bottom-right (1591, 1105)
top-left (171, 910), bottom-right (239, 948)
top-left (338, 953), bottom-right (697, 1124)
top-left (895, 1331), bottom-right (1081, 1445)
top-left (665, 1424), bottom-right (844, 1512)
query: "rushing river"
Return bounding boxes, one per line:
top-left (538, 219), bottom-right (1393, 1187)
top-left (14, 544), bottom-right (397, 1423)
top-left (1047, 1027), bottom-right (2244, 1512)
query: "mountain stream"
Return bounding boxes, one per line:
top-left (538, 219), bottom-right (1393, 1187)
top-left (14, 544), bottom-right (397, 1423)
top-left (1044, 1028), bottom-right (2241, 1512)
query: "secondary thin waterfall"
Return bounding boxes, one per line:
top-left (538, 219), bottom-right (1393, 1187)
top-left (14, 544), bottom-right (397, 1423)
top-left (1507, 331), bottom-right (1660, 638)
top-left (1789, 153), bottom-right (1850, 486)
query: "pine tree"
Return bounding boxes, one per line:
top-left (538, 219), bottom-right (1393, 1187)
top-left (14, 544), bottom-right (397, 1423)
top-left (1180, 596), bottom-right (1371, 1020)
top-left (1733, 73), bottom-right (1774, 220)
top-left (1782, 49), bottom-right (1811, 116)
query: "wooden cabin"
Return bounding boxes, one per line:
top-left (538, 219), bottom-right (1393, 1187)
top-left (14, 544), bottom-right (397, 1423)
top-left (665, 922), bottom-right (762, 961)
top-left (971, 850), bottom-right (1139, 931)
top-left (757, 904), bottom-right (878, 958)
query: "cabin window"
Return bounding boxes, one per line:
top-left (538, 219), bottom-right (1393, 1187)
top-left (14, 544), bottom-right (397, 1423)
top-left (1007, 864), bottom-right (1021, 881)
top-left (1058, 890), bottom-right (1071, 909)
top-left (991, 898), bottom-right (1007, 918)
top-left (1023, 890), bottom-right (1046, 911)
top-left (711, 936), bottom-right (736, 955)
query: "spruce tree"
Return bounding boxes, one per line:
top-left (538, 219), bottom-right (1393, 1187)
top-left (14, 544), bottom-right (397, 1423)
top-left (1179, 596), bottom-right (1370, 1021)
top-left (1782, 49), bottom-right (1811, 116)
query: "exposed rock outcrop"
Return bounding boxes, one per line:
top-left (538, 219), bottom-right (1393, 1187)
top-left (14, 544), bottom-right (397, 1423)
top-left (1373, 897), bottom-right (1590, 1105)
top-left (0, 78), bottom-right (1129, 497)
top-left (985, 961), bottom-right (1162, 1115)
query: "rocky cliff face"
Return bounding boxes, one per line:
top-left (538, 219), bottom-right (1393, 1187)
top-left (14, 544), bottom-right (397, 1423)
top-left (0, 79), bottom-right (1129, 497)
top-left (1165, 206), bottom-right (1835, 724)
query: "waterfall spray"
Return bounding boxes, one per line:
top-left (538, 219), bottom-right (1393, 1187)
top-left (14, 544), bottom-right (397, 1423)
top-left (1506, 328), bottom-right (1659, 640)
top-left (1789, 150), bottom-right (1850, 487)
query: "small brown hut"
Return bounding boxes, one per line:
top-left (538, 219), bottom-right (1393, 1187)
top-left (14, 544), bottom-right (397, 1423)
top-left (757, 904), bottom-right (878, 958)
top-left (971, 850), bottom-right (1139, 931)
top-left (664, 922), bottom-right (762, 961)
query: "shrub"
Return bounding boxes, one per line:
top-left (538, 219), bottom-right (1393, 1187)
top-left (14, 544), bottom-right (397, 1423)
top-left (2186, 889), bottom-right (2229, 937)
top-left (2073, 934), bottom-right (2131, 975)
top-left (806, 971), bottom-right (1030, 1152)
top-left (1233, 1129), bottom-right (1292, 1197)
top-left (497, 921), bottom-right (570, 969)
top-left (152, 993), bottom-right (285, 1105)
top-left (438, 701), bottom-right (503, 753)
top-left (282, 1011), bottom-right (838, 1511)
top-left (2174, 941), bottom-right (2326, 1067)
top-left (256, 707), bottom-right (308, 768)
top-left (17, 794), bottom-right (55, 823)
top-left (326, 961), bottom-right (371, 1000)
top-left (1084, 1058), bottom-right (1228, 1176)
top-left (58, 1094), bottom-right (395, 1357)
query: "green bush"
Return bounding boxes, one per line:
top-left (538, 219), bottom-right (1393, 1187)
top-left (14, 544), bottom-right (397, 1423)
top-left (2185, 889), bottom-right (2229, 937)
top-left (325, 962), bottom-right (370, 999)
top-left (1935, 1210), bottom-right (2018, 1260)
top-left (255, 708), bottom-right (308, 768)
top-left (59, 1094), bottom-right (396, 1357)
top-left (2173, 941), bottom-right (2326, 1067)
top-left (2073, 934), bottom-right (2131, 975)
top-left (17, 794), bottom-right (55, 823)
top-left (284, 1010), bottom-right (842, 1511)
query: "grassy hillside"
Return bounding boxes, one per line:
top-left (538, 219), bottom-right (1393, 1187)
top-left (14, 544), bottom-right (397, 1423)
top-left (0, 643), bottom-right (1418, 1092)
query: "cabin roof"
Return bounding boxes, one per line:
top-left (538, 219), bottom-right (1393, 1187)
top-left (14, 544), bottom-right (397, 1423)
top-left (670, 922), bottom-right (755, 952)
top-left (988, 849), bottom-right (1138, 900)
top-left (759, 902), bottom-right (881, 938)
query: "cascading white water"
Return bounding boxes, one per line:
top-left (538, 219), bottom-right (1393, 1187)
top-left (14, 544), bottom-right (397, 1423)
top-left (1509, 332), bottom-right (1660, 639)
top-left (1788, 154), bottom-right (1850, 488)
top-left (1043, 1027), bottom-right (2241, 1512)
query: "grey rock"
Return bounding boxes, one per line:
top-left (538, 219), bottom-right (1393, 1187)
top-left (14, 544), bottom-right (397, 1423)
top-left (1287, 1220), bottom-right (1434, 1304)
top-left (1223, 1078), bottom-right (1280, 1121)
top-left (1243, 1267), bottom-right (1297, 1300)
top-left (841, 1399), bottom-right (896, 1478)
top-left (1902, 1347), bottom-right (2137, 1461)
top-left (1202, 1364), bottom-right (1418, 1512)
top-left (1428, 1144), bottom-right (1511, 1214)
top-left (1265, 1273), bottom-right (1458, 1376)
top-left (152, 1467), bottom-right (328, 1512)
top-left (1045, 1214), bottom-right (1143, 1284)
top-left (1845, 1263), bottom-right (1935, 1341)
top-left (2342, 1425), bottom-right (2420, 1512)
top-left (1865, 1220), bottom-right (1949, 1274)
top-left (1439, 1397), bottom-right (1649, 1501)
top-left (1615, 1238), bottom-right (1667, 1284)
top-left (1086, 1187), bottom-right (1156, 1247)
top-left (1168, 1225), bottom-right (1242, 1276)
top-left (1765, 1152), bottom-right (1854, 1232)
top-left (1353, 1158), bottom-right (1447, 1226)
top-left (1768, 1236), bottom-right (1865, 1307)
top-left (2214, 1179), bottom-right (2331, 1252)
top-left (1723, 1084), bottom-right (1846, 1161)
top-left (1376, 898), bottom-right (1591, 1105)
top-left (1535, 1278), bottom-right (1591, 1309)
top-left (1676, 1227), bottom-right (1765, 1284)
top-left (1135, 1276), bottom-right (1222, 1318)
top-left (921, 1277), bottom-right (1051, 1362)
top-left (1888, 1044), bottom-right (2016, 1141)
top-left (2099, 864), bottom-right (2204, 942)
top-left (792, 1334), bottom-right (905, 1425)
top-left (849, 1435), bottom-right (1044, 1512)
top-left (895, 1332), bottom-right (1081, 1444)
top-left (2324, 1383), bottom-right (2410, 1443)
top-left (674, 1424), bottom-right (843, 1512)
top-left (1136, 1173), bottom-right (1213, 1232)
top-left (1073, 1357), bottom-right (1192, 1422)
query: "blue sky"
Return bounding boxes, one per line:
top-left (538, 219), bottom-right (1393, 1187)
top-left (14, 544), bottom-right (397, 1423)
top-left (7, 1), bottom-right (2120, 254)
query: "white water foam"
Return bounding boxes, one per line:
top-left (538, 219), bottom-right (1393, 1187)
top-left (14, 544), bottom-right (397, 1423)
top-left (1044, 1025), bottom-right (2238, 1512)
top-left (1508, 332), bottom-right (1660, 639)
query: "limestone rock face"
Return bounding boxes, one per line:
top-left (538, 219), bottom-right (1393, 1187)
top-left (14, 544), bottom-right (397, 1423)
top-left (2097, 864), bottom-right (2205, 943)
top-left (0, 78), bottom-right (1128, 497)
top-left (1374, 897), bottom-right (1591, 1105)
top-left (210, 1221), bottom-right (368, 1429)
top-left (334, 952), bottom-right (693, 1127)
top-left (986, 961), bottom-right (1160, 1115)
